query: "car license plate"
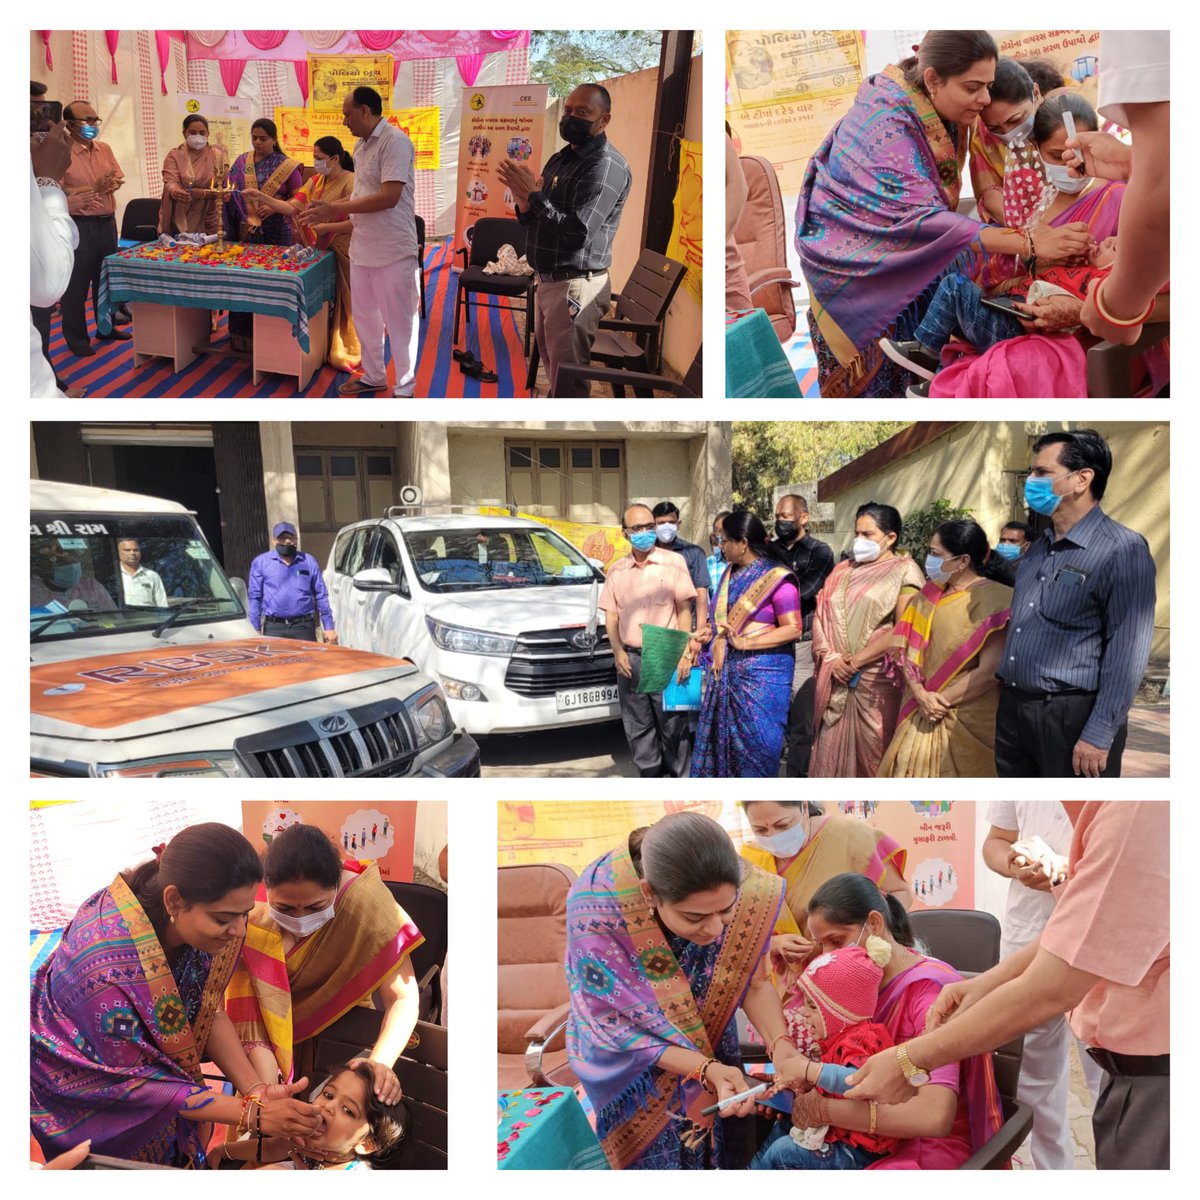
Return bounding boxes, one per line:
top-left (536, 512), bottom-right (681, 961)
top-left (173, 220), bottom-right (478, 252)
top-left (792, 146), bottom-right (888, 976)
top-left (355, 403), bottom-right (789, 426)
top-left (555, 684), bottom-right (619, 712)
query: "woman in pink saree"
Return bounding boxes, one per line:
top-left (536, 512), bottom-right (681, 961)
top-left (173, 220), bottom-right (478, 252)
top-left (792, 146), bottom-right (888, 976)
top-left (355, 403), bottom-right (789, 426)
top-left (811, 504), bottom-right (924, 778)
top-left (798, 874), bottom-right (1004, 1169)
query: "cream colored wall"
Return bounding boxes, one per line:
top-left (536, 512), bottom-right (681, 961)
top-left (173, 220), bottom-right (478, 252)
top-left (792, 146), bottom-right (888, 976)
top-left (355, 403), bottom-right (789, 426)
top-left (626, 439), bottom-right (694, 536)
top-left (447, 433), bottom-right (511, 508)
top-left (601, 54), bottom-right (703, 377)
top-left (828, 422), bottom-right (1170, 664)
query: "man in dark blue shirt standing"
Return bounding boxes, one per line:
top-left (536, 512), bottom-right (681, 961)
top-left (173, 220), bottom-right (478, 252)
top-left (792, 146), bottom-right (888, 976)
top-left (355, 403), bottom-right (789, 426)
top-left (498, 84), bottom-right (631, 397)
top-left (996, 429), bottom-right (1156, 777)
top-left (247, 521), bottom-right (337, 644)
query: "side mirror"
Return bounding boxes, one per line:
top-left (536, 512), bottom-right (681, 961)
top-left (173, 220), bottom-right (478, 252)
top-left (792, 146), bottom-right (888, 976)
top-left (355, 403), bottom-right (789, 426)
top-left (230, 576), bottom-right (249, 609)
top-left (587, 557), bottom-right (604, 570)
top-left (353, 567), bottom-right (401, 593)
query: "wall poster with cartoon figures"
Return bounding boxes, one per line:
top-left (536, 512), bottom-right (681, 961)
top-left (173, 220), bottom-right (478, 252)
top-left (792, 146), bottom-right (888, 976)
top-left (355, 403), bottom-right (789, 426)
top-left (241, 801), bottom-right (417, 882)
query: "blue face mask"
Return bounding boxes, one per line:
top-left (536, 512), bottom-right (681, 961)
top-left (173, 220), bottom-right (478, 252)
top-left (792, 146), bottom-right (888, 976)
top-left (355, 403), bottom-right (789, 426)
top-left (1025, 472), bottom-right (1073, 516)
top-left (53, 561), bottom-right (82, 589)
top-left (993, 542), bottom-right (1021, 561)
top-left (629, 530), bottom-right (657, 552)
top-left (78, 123), bottom-right (99, 140)
top-left (924, 553), bottom-right (953, 583)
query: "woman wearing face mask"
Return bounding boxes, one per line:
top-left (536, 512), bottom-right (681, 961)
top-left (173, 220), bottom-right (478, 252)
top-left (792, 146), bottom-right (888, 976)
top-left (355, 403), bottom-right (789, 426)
top-left (244, 136), bottom-right (360, 371)
top-left (810, 504), bottom-right (924, 777)
top-left (31, 824), bottom-right (322, 1166)
top-left (159, 115), bottom-right (227, 235)
top-left (739, 802), bottom-right (911, 996)
top-left (795, 31), bottom-right (1091, 397)
top-left (969, 59), bottom-right (1044, 229)
top-left (225, 823), bottom-right (421, 1108)
top-left (878, 520), bottom-right (1011, 778)
top-left (802, 874), bottom-right (1003, 1168)
top-left (688, 511), bottom-right (801, 777)
top-left (566, 811), bottom-right (805, 1169)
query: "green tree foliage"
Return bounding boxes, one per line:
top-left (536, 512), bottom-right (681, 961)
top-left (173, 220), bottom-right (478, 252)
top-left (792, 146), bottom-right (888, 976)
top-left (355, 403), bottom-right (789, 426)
top-left (901, 498), bottom-right (975, 561)
top-left (530, 30), bottom-right (663, 98)
top-left (731, 422), bottom-right (911, 518)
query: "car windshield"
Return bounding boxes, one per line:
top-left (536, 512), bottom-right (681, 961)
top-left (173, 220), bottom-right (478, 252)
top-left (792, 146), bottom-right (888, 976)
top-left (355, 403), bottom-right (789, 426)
top-left (402, 526), bottom-right (602, 593)
top-left (30, 512), bottom-right (243, 642)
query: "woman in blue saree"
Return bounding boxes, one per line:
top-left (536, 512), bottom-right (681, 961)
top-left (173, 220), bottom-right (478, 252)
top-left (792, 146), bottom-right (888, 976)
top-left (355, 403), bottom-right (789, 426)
top-left (566, 812), bottom-right (806, 1169)
top-left (690, 511), bottom-right (800, 777)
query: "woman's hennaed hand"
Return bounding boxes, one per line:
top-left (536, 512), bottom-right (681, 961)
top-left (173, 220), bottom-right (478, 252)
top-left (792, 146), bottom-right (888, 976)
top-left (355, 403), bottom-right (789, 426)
top-left (349, 1056), bottom-right (403, 1105)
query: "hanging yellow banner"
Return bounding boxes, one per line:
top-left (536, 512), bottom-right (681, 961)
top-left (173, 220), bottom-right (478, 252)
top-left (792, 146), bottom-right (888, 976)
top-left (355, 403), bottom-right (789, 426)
top-left (478, 508), bottom-right (628, 570)
top-left (989, 30), bottom-right (1102, 110)
top-left (308, 54), bottom-right (393, 111)
top-left (666, 138), bottom-right (702, 308)
top-left (275, 107), bottom-right (440, 170)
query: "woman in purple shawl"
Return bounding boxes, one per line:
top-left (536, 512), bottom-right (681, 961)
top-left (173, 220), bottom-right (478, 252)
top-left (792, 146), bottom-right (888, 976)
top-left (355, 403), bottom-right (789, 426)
top-left (796, 30), bottom-right (1092, 397)
top-left (565, 812), bottom-right (807, 1169)
top-left (31, 824), bottom-right (322, 1167)
top-left (795, 874), bottom-right (1005, 1168)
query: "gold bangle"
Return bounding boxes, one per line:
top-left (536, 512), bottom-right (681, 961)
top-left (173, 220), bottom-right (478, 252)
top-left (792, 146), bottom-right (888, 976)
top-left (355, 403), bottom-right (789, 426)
top-left (1093, 277), bottom-right (1156, 327)
top-left (868, 1100), bottom-right (878, 1136)
top-left (767, 1033), bottom-right (796, 1059)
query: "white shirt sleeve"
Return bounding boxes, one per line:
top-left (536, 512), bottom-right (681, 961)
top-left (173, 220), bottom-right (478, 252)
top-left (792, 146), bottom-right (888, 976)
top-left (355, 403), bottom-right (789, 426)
top-left (983, 799), bottom-right (1018, 831)
top-left (1097, 31), bottom-right (1170, 127)
top-left (379, 130), bottom-right (414, 188)
top-left (31, 165), bottom-right (78, 308)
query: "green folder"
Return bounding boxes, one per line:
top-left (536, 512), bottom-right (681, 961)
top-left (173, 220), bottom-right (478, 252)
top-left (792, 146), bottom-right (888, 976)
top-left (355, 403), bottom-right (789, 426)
top-left (635, 624), bottom-right (691, 694)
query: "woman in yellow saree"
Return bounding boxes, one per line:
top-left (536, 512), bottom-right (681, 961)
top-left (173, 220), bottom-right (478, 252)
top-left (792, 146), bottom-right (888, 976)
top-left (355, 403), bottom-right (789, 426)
top-left (243, 136), bottom-right (361, 371)
top-left (739, 801), bottom-right (911, 993)
top-left (879, 519), bottom-right (1011, 778)
top-left (226, 824), bottom-right (423, 1103)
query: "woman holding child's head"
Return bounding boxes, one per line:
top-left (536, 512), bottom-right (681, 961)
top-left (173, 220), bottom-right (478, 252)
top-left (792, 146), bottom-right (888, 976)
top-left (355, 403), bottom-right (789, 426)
top-left (566, 810), bottom-right (806, 1168)
top-left (226, 821), bottom-right (422, 1110)
top-left (797, 873), bottom-right (1005, 1168)
top-left (31, 823), bottom-right (322, 1166)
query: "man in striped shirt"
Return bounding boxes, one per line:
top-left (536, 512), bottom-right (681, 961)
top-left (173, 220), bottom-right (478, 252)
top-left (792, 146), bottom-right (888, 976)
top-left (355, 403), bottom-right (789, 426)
top-left (500, 84), bottom-right (631, 397)
top-left (995, 429), bottom-right (1156, 777)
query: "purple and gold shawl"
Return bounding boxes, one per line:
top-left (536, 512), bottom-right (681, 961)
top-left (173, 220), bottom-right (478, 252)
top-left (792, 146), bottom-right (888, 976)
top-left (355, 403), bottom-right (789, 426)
top-left (796, 64), bottom-right (982, 372)
top-left (31, 875), bottom-right (241, 1166)
top-left (565, 844), bottom-right (783, 1169)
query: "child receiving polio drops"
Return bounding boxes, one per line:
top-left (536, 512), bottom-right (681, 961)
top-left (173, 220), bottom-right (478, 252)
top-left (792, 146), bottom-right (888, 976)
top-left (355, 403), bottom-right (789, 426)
top-left (211, 1064), bottom-right (408, 1170)
top-left (749, 937), bottom-right (898, 1169)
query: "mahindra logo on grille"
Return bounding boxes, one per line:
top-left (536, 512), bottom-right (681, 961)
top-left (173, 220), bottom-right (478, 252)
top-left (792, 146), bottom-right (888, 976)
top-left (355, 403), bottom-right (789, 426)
top-left (570, 630), bottom-right (597, 650)
top-left (318, 714), bottom-right (350, 734)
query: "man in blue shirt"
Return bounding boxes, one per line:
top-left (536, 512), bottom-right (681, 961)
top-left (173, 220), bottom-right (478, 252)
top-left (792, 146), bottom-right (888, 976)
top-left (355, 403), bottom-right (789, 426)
top-left (247, 522), bottom-right (337, 644)
top-left (996, 430), bottom-right (1155, 777)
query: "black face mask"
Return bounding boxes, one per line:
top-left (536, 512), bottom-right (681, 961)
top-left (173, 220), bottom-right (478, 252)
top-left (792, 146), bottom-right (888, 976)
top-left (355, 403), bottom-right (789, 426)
top-left (774, 520), bottom-right (799, 542)
top-left (559, 114), bottom-right (597, 145)
top-left (276, 542), bottom-right (298, 559)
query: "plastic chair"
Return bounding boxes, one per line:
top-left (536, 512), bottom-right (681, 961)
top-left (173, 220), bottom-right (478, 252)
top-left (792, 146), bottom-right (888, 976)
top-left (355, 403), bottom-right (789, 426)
top-left (385, 880), bottom-right (447, 1023)
top-left (959, 1035), bottom-right (1034, 1169)
top-left (908, 909), bottom-right (1001, 975)
top-left (498, 862), bottom-right (577, 1091)
top-left (415, 215), bottom-right (427, 320)
top-left (119, 198), bottom-right (161, 244)
top-left (453, 217), bottom-right (533, 356)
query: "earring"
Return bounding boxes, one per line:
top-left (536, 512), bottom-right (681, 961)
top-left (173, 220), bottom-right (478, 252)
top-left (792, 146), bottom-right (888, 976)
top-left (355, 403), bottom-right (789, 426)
top-left (169, 912), bottom-right (176, 924)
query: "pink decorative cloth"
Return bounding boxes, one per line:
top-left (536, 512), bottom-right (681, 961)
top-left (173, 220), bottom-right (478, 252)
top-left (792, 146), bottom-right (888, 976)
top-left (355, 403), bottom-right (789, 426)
top-left (105, 30), bottom-right (120, 82)
top-left (294, 61), bottom-right (308, 104)
top-left (219, 58), bottom-right (248, 97)
top-left (357, 30), bottom-right (402, 51)
top-left (928, 334), bottom-right (1087, 398)
top-left (40, 31), bottom-right (53, 70)
top-left (155, 32), bottom-right (172, 95)
top-left (244, 31), bottom-right (287, 51)
top-left (457, 52), bottom-right (486, 85)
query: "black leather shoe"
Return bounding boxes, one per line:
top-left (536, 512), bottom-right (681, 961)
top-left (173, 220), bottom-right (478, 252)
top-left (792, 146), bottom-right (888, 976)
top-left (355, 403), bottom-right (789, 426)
top-left (112, 306), bottom-right (132, 325)
top-left (97, 328), bottom-right (133, 341)
top-left (67, 341), bottom-right (96, 357)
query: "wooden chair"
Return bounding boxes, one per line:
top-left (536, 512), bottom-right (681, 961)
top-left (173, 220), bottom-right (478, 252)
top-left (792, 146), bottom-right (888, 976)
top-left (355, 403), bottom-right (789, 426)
top-left (554, 345), bottom-right (703, 398)
top-left (453, 217), bottom-right (533, 357)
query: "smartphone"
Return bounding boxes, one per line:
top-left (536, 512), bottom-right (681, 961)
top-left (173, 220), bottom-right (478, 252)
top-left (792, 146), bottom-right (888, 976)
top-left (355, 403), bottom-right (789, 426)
top-left (31, 99), bottom-right (63, 134)
top-left (980, 295), bottom-right (1023, 318)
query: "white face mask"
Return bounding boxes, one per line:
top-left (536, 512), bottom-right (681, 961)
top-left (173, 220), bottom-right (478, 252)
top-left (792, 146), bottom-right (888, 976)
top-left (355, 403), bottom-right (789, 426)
top-left (1043, 160), bottom-right (1090, 193)
top-left (753, 818), bottom-right (809, 858)
top-left (269, 904), bottom-right (335, 936)
top-left (186, 133), bottom-right (209, 150)
top-left (655, 523), bottom-right (678, 545)
top-left (312, 158), bottom-right (330, 176)
top-left (852, 536), bottom-right (882, 563)
top-left (993, 110), bottom-right (1035, 145)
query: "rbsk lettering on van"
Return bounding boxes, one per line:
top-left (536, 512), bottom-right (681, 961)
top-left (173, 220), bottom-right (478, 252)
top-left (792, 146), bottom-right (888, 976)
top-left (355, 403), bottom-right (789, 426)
top-left (78, 642), bottom-right (320, 685)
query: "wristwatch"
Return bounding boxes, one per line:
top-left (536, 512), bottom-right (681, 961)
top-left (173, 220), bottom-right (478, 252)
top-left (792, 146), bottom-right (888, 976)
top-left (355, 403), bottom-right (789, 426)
top-left (895, 1043), bottom-right (930, 1087)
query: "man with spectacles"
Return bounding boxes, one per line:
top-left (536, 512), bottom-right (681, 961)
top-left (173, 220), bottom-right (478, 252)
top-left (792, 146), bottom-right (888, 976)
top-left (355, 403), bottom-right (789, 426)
top-left (599, 504), bottom-right (697, 776)
top-left (995, 429), bottom-right (1156, 777)
top-left (46, 101), bottom-right (131, 358)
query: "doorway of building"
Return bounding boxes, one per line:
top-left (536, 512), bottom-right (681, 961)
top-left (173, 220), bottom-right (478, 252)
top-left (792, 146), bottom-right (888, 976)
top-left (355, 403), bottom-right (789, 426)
top-left (86, 442), bottom-right (224, 565)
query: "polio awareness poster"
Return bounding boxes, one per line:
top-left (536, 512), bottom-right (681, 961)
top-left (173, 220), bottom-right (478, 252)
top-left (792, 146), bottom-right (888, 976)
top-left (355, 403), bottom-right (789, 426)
top-left (497, 800), bottom-right (974, 908)
top-left (178, 94), bottom-right (254, 164)
top-left (454, 84), bottom-right (549, 257)
top-left (242, 800), bottom-right (416, 882)
top-left (275, 107), bottom-right (441, 169)
top-left (308, 54), bottom-right (393, 111)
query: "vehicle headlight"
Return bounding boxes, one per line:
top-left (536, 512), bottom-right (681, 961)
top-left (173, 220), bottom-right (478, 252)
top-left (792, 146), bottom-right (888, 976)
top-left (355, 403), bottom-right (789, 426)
top-left (425, 617), bottom-right (515, 656)
top-left (94, 752), bottom-right (248, 778)
top-left (439, 676), bottom-right (488, 702)
top-left (406, 686), bottom-right (452, 747)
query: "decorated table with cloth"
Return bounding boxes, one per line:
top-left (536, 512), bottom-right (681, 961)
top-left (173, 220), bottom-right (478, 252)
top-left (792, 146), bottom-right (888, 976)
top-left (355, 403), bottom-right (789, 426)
top-left (726, 307), bottom-right (803, 398)
top-left (97, 242), bottom-right (336, 389)
top-left (497, 1087), bottom-right (609, 1170)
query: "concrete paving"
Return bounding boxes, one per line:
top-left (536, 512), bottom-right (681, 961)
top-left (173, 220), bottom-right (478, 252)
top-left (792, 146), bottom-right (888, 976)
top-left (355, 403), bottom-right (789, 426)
top-left (1123, 702), bottom-right (1170, 777)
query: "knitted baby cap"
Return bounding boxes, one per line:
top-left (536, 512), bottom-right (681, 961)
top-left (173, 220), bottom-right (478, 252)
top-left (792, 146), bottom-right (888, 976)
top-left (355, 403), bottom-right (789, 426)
top-left (796, 935), bottom-right (892, 1041)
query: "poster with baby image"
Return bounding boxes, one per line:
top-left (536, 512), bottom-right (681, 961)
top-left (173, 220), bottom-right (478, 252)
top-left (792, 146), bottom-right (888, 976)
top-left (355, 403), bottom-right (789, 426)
top-left (242, 801), bottom-right (417, 881)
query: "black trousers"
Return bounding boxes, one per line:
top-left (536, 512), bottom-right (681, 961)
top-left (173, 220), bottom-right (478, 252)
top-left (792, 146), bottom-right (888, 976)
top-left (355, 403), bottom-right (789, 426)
top-left (1092, 1070), bottom-right (1169, 1168)
top-left (995, 688), bottom-right (1127, 777)
top-left (30, 303), bottom-right (60, 386)
top-left (617, 649), bottom-right (692, 777)
top-left (263, 616), bottom-right (317, 642)
top-left (60, 214), bottom-right (118, 348)
top-left (784, 638), bottom-right (816, 777)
